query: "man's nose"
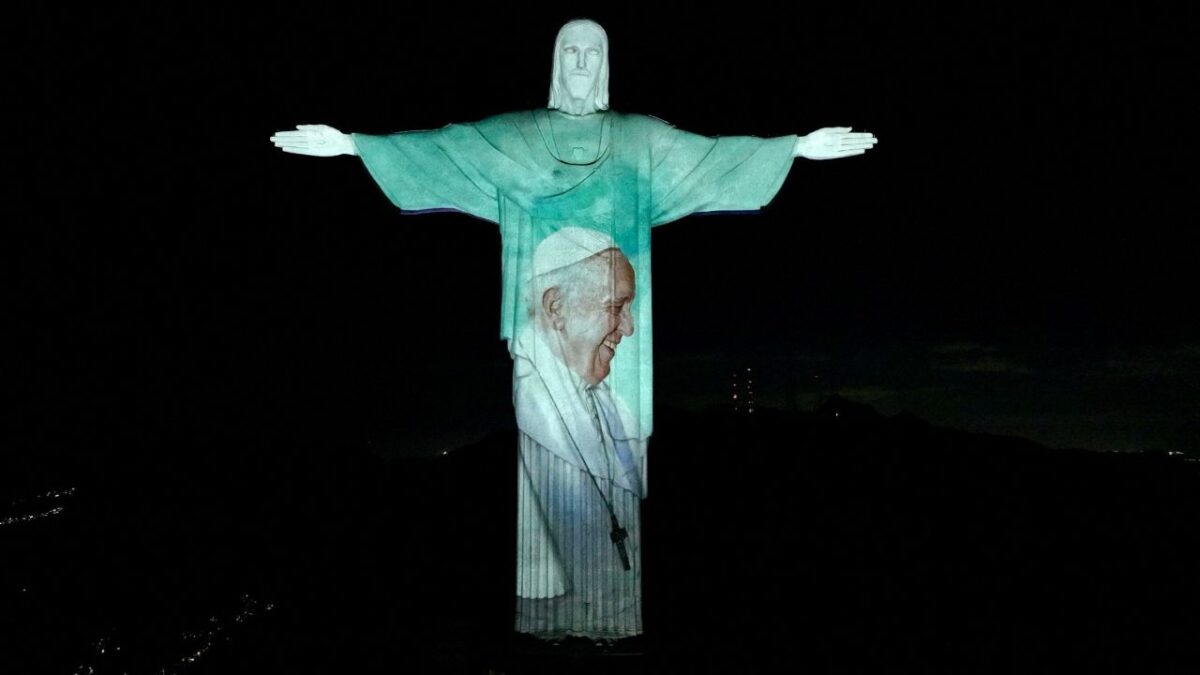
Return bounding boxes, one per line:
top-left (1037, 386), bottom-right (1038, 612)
top-left (619, 306), bottom-right (634, 337)
top-left (576, 51), bottom-right (587, 70)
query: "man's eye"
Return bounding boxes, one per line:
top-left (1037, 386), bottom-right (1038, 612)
top-left (564, 47), bottom-right (577, 53)
top-left (587, 49), bottom-right (600, 55)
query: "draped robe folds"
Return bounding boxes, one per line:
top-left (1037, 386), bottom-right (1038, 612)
top-left (352, 110), bottom-right (796, 638)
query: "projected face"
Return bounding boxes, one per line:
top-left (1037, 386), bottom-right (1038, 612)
top-left (557, 23), bottom-right (605, 104)
top-left (546, 250), bottom-right (636, 385)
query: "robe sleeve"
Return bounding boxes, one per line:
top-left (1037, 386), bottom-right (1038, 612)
top-left (351, 122), bottom-right (515, 224)
top-left (647, 120), bottom-right (797, 227)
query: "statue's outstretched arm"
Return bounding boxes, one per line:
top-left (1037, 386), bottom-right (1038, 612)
top-left (270, 124), bottom-right (358, 157)
top-left (794, 127), bottom-right (878, 160)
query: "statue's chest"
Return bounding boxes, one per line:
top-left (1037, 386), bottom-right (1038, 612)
top-left (525, 112), bottom-right (642, 229)
top-left (539, 113), bottom-right (609, 166)
top-left (551, 123), bottom-right (603, 163)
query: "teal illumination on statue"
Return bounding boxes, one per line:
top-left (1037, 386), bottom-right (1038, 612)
top-left (271, 19), bottom-right (877, 640)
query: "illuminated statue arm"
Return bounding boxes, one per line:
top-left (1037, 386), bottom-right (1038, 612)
top-left (793, 127), bottom-right (878, 160)
top-left (271, 118), bottom-right (509, 222)
top-left (647, 118), bottom-right (798, 225)
top-left (269, 124), bottom-right (358, 157)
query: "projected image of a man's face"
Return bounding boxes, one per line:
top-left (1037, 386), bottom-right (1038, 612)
top-left (541, 248), bottom-right (636, 385)
top-left (565, 250), bottom-right (635, 384)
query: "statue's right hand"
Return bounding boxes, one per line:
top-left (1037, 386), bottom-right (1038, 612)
top-left (269, 124), bottom-right (356, 157)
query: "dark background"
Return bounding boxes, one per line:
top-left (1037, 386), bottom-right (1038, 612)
top-left (5, 6), bottom-right (1198, 674)
top-left (11, 5), bottom-right (1196, 461)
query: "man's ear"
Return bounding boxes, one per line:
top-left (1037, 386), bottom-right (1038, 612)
top-left (542, 287), bottom-right (565, 331)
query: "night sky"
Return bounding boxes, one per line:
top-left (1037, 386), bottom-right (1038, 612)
top-left (11, 6), bottom-right (1195, 463)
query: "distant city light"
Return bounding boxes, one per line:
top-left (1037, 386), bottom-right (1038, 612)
top-left (1, 506), bottom-right (66, 527)
top-left (72, 593), bottom-right (273, 675)
top-left (2, 486), bottom-right (75, 528)
top-left (732, 368), bottom-right (756, 414)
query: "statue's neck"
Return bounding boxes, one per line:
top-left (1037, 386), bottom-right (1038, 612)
top-left (543, 109), bottom-right (609, 165)
top-left (552, 96), bottom-right (602, 117)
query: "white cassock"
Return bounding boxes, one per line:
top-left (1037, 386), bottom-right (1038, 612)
top-left (511, 325), bottom-right (647, 639)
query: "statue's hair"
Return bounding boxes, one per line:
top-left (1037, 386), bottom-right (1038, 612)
top-left (547, 19), bottom-right (610, 113)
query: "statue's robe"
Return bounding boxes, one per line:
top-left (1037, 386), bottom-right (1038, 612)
top-left (353, 110), bottom-right (795, 638)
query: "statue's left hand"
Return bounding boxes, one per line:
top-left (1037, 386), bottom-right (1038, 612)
top-left (794, 127), bottom-right (878, 160)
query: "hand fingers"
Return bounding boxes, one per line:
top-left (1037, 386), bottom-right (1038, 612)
top-left (831, 132), bottom-right (875, 142)
top-left (836, 149), bottom-right (866, 157)
top-left (272, 141), bottom-right (311, 151)
top-left (271, 131), bottom-right (312, 140)
top-left (280, 147), bottom-right (324, 155)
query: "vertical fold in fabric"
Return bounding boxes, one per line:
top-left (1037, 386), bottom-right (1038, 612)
top-left (515, 436), bottom-right (642, 639)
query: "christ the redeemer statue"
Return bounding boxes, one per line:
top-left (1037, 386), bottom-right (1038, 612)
top-left (271, 19), bottom-right (877, 641)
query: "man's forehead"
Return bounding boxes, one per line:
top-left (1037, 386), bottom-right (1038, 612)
top-left (611, 251), bottom-right (634, 276)
top-left (599, 254), bottom-right (636, 295)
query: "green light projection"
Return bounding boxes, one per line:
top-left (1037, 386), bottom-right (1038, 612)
top-left (270, 18), bottom-right (877, 640)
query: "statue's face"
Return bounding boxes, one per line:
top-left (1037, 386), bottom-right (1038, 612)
top-left (558, 251), bottom-right (635, 385)
top-left (557, 23), bottom-right (605, 104)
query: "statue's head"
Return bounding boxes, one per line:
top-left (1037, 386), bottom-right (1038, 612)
top-left (548, 19), bottom-right (610, 116)
top-left (529, 228), bottom-right (635, 385)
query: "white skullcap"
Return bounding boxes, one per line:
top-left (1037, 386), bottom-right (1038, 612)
top-left (531, 227), bottom-right (618, 278)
